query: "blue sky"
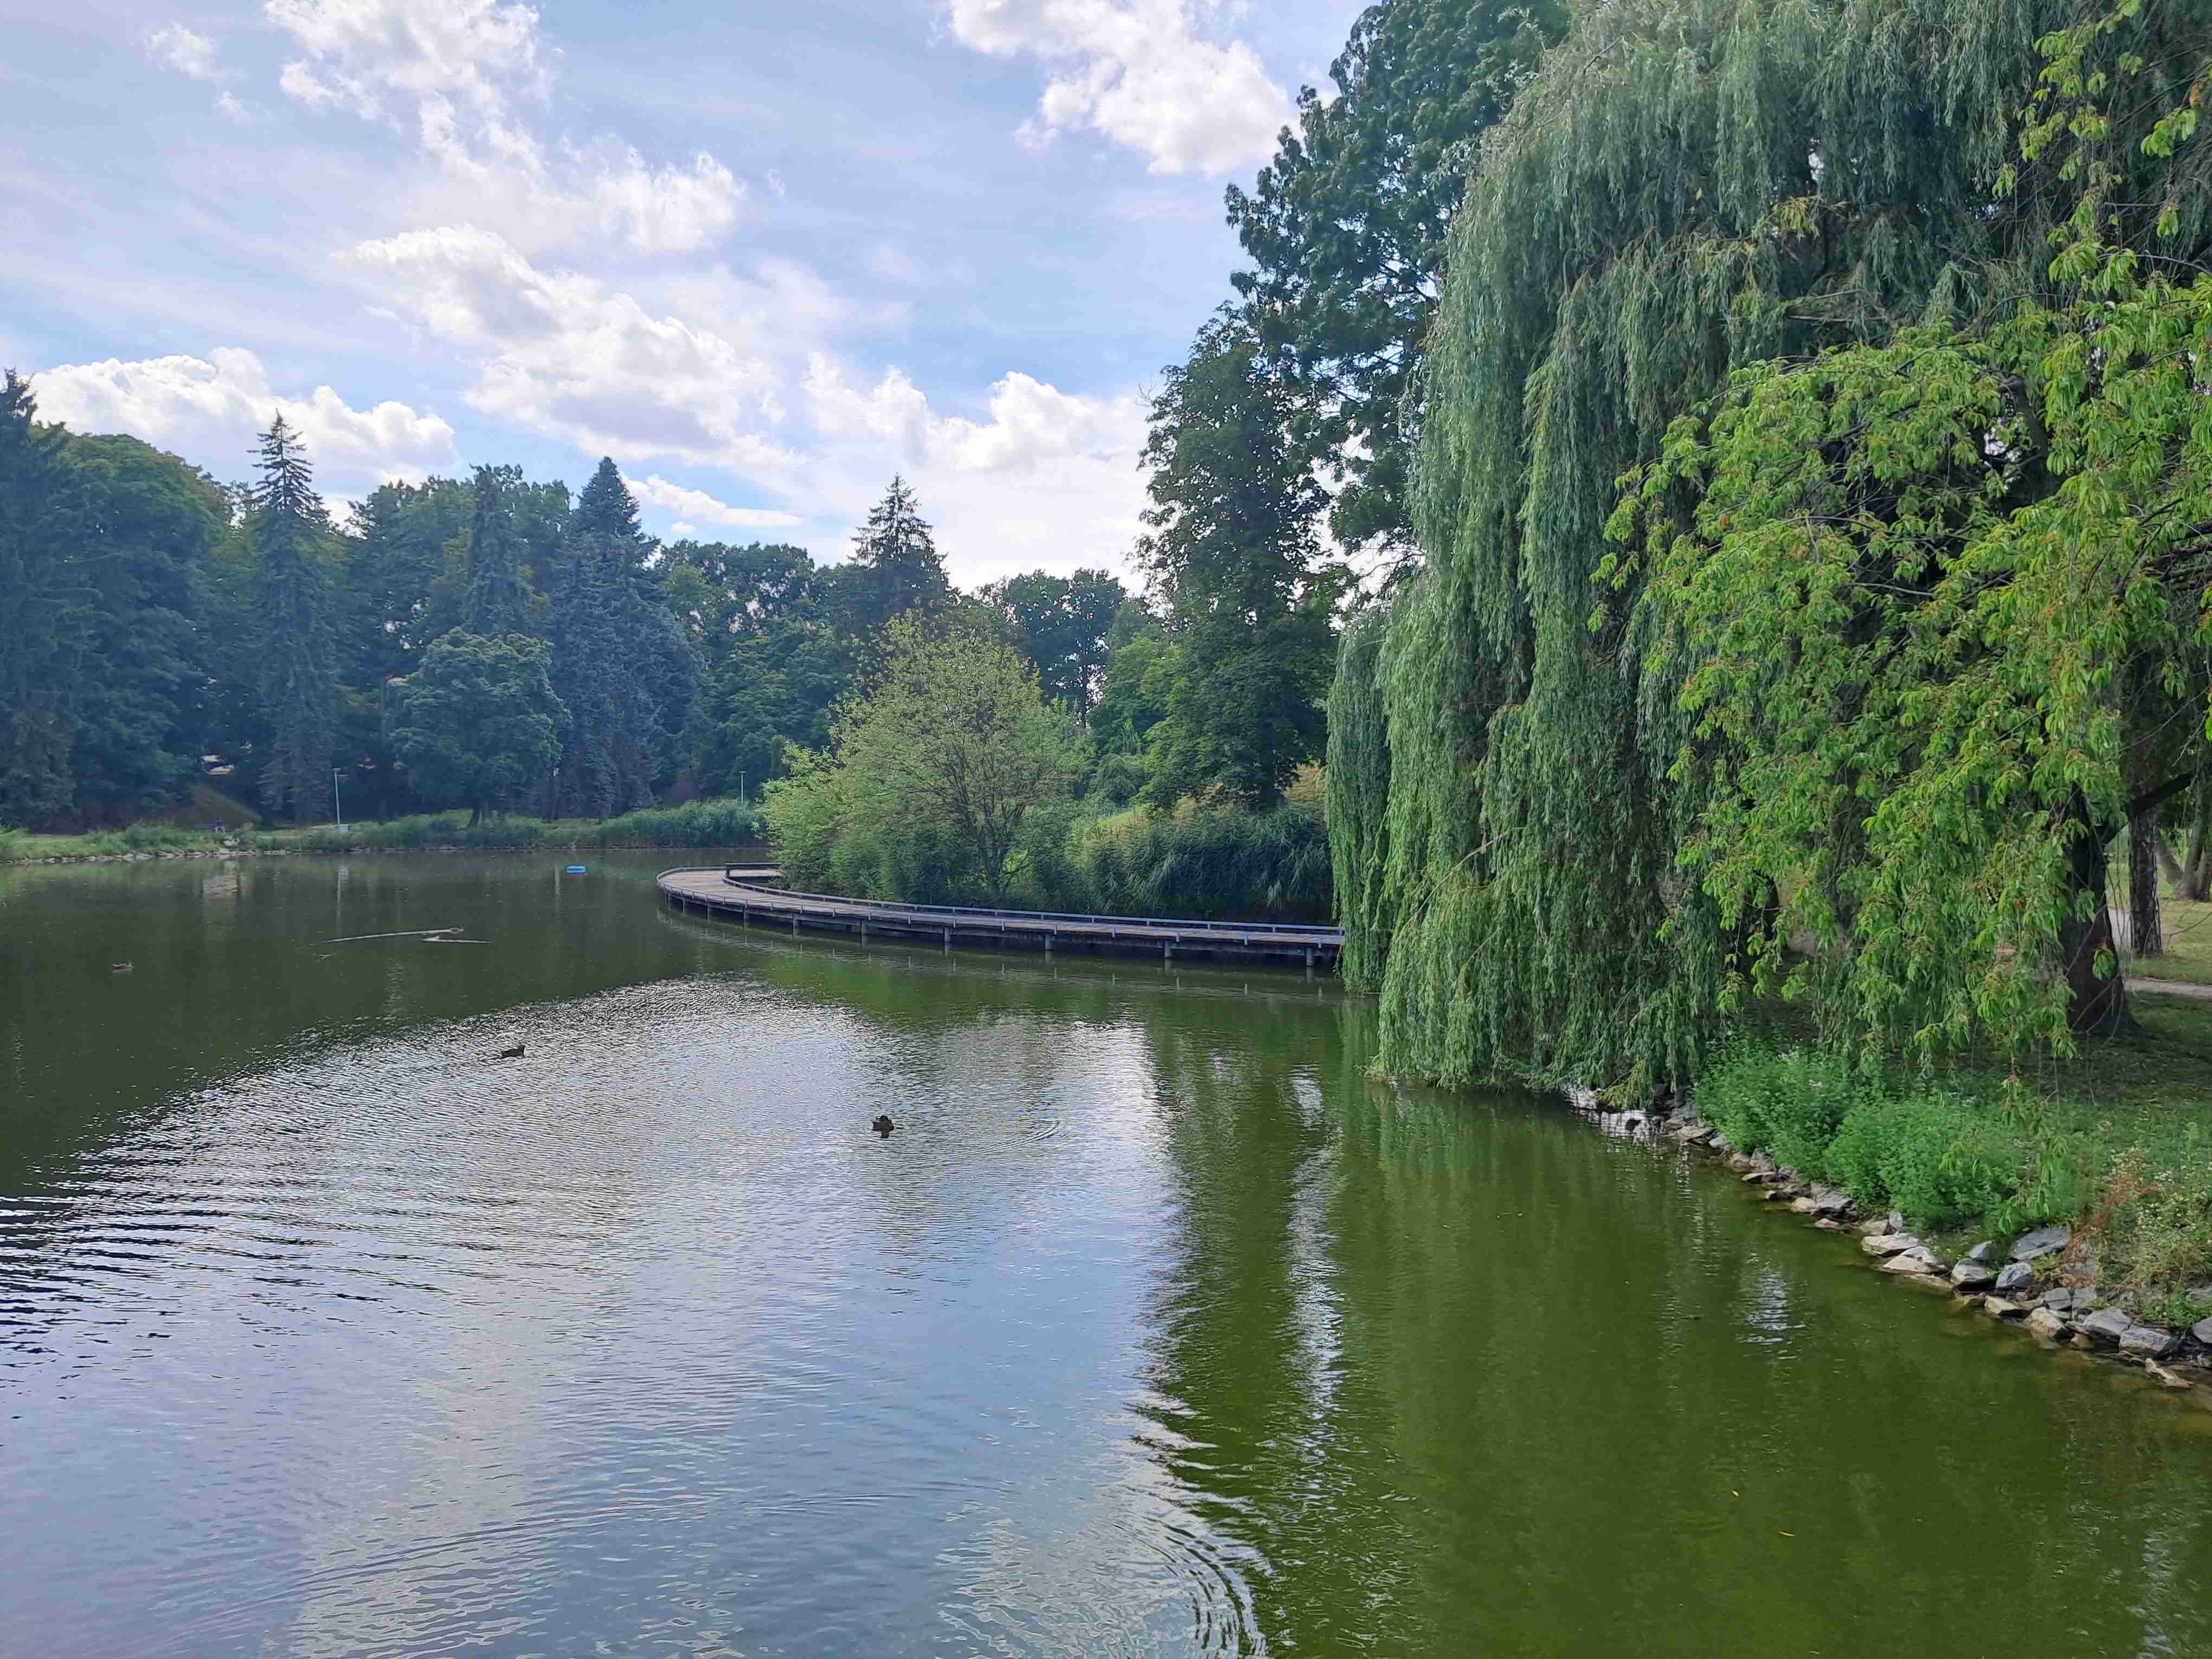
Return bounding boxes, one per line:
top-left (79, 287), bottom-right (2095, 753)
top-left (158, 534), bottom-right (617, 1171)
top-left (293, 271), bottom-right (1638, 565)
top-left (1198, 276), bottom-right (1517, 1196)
top-left (4, 0), bottom-right (1364, 586)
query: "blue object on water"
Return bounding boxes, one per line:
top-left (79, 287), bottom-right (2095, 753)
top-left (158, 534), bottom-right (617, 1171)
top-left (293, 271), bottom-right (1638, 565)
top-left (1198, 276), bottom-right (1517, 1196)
top-left (565, 865), bottom-right (587, 874)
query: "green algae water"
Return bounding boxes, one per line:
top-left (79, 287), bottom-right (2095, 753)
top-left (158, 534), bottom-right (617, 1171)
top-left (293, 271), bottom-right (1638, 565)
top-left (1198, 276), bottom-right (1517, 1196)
top-left (4, 854), bottom-right (2211, 1658)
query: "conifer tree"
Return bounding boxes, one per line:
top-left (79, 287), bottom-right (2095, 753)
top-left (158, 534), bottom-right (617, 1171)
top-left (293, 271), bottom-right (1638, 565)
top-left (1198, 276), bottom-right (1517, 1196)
top-left (248, 415), bottom-right (339, 823)
top-left (840, 477), bottom-right (953, 635)
top-left (570, 456), bottom-right (645, 552)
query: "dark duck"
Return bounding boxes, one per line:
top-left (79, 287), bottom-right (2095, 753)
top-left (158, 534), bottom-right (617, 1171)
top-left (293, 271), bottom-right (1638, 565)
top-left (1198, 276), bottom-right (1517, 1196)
top-left (871, 1114), bottom-right (896, 1137)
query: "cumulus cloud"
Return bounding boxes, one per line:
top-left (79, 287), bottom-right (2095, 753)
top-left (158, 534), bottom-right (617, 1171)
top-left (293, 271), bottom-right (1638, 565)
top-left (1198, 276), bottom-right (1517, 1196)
top-left (29, 347), bottom-right (458, 497)
top-left (147, 22), bottom-right (221, 80)
top-left (349, 225), bottom-right (793, 470)
top-left (802, 361), bottom-right (1148, 583)
top-left (348, 224), bottom-right (1147, 579)
top-left (265, 0), bottom-right (743, 253)
top-left (624, 473), bottom-right (803, 531)
top-left (943, 0), bottom-right (1289, 175)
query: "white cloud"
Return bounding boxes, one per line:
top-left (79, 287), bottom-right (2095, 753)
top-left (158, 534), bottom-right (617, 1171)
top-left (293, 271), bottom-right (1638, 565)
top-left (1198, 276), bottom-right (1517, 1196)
top-left (803, 361), bottom-right (1148, 583)
top-left (147, 22), bottom-right (221, 81)
top-left (624, 473), bottom-right (803, 531)
top-left (943, 0), bottom-right (1289, 176)
top-left (348, 225), bottom-right (794, 470)
top-left (215, 91), bottom-right (254, 121)
top-left (29, 347), bottom-right (458, 497)
top-left (348, 225), bottom-right (1148, 581)
top-left (265, 0), bottom-right (743, 253)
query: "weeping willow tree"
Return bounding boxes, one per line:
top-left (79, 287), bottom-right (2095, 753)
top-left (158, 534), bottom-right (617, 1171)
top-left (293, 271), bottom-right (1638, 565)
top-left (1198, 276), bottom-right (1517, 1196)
top-left (1329, 0), bottom-right (2211, 1095)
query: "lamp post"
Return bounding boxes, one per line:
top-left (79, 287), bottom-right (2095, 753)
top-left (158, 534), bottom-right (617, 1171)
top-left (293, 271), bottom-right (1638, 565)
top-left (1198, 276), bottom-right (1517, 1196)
top-left (332, 768), bottom-right (344, 832)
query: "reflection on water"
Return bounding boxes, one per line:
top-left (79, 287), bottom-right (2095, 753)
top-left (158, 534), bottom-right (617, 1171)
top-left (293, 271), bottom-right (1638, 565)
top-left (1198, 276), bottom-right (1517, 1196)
top-left (2, 854), bottom-right (2210, 1657)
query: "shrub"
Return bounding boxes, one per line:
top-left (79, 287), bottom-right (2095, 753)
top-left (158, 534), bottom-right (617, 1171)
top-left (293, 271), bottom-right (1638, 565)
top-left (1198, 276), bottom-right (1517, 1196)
top-left (1070, 803), bottom-right (1331, 922)
top-left (2091, 1140), bottom-right (2212, 1295)
top-left (1824, 1094), bottom-right (2027, 1228)
top-left (1695, 1044), bottom-right (1856, 1175)
top-left (0, 827), bottom-right (25, 861)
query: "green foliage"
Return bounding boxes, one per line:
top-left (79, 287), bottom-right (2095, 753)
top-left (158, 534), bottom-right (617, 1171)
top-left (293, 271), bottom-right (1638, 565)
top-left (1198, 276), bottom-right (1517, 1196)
top-left (1068, 803), bottom-right (1333, 923)
top-left (1226, 0), bottom-right (1567, 551)
top-left (764, 616), bottom-right (1087, 903)
top-left (1823, 1097), bottom-right (2029, 1230)
top-left (392, 632), bottom-right (567, 822)
top-left (1330, 0), bottom-right (2212, 1096)
top-left (1325, 608), bottom-right (1393, 988)
top-left (1697, 1040), bottom-right (2031, 1229)
top-left (1695, 1044), bottom-right (1858, 1179)
top-left (0, 371), bottom-right (94, 826)
top-left (836, 476), bottom-right (954, 638)
top-left (979, 568), bottom-right (1128, 722)
top-left (249, 415), bottom-right (341, 824)
top-left (462, 465), bottom-right (536, 638)
top-left (2092, 1142), bottom-right (2212, 1297)
top-left (1089, 627), bottom-right (1169, 759)
top-left (1137, 313), bottom-right (1338, 811)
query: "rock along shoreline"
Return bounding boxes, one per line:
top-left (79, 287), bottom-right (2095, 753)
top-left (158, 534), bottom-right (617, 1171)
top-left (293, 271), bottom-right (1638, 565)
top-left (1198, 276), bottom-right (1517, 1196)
top-left (1573, 1094), bottom-right (2212, 1406)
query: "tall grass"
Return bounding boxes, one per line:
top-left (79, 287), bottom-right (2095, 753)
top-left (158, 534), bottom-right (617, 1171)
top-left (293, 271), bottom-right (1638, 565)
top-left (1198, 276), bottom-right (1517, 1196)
top-left (1064, 803), bottom-right (1332, 923)
top-left (2, 796), bottom-right (763, 861)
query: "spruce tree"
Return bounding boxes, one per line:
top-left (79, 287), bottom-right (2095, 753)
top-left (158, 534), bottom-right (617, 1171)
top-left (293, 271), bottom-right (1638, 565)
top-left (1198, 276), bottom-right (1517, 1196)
top-left (840, 477), bottom-right (953, 635)
top-left (570, 456), bottom-right (645, 552)
top-left (248, 415), bottom-right (340, 824)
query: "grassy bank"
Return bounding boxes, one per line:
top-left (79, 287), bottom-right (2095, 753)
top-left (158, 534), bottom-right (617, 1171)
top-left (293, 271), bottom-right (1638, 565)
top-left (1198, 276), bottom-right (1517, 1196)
top-left (1697, 998), bottom-right (2212, 1319)
top-left (3, 796), bottom-right (763, 862)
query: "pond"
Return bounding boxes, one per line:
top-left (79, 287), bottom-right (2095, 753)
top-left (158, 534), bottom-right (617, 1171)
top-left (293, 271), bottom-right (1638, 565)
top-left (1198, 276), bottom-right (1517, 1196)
top-left (3, 853), bottom-right (2209, 1657)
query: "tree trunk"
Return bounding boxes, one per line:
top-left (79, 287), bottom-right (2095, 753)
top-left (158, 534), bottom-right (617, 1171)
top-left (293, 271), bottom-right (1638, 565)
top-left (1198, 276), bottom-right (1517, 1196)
top-left (2060, 790), bottom-right (2129, 1036)
top-left (468, 800), bottom-right (483, 828)
top-left (2129, 816), bottom-right (2163, 958)
top-left (2184, 770), bottom-right (2212, 901)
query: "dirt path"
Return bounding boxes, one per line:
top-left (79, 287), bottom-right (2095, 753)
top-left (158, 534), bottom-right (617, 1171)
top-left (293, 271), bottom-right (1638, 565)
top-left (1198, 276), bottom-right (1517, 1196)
top-left (2127, 976), bottom-right (2212, 1000)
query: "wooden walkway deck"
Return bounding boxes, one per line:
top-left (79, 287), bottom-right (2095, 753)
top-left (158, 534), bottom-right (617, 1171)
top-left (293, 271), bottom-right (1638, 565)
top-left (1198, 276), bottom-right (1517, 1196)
top-left (656, 866), bottom-right (1343, 969)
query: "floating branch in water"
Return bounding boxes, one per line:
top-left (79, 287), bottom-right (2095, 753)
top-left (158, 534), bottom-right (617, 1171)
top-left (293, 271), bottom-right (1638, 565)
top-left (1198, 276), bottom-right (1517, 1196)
top-left (325, 928), bottom-right (464, 944)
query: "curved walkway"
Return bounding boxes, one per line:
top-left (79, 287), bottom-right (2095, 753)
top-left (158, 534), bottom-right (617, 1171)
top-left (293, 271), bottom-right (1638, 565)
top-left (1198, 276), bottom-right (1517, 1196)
top-left (656, 866), bottom-right (1342, 969)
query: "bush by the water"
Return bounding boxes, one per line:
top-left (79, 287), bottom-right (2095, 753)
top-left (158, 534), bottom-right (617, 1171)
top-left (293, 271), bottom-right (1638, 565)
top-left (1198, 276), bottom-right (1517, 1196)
top-left (1697, 1043), bottom-right (2032, 1229)
top-left (1693, 1038), bottom-right (2212, 1295)
top-left (1064, 804), bottom-right (1330, 923)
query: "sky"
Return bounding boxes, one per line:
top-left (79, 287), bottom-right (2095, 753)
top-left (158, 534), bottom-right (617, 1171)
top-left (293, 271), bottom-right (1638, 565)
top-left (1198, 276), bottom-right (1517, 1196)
top-left (2, 0), bottom-right (1364, 588)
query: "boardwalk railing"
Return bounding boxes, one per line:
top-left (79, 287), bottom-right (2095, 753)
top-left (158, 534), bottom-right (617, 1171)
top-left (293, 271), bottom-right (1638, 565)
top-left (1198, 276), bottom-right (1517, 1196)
top-left (721, 866), bottom-right (1332, 937)
top-left (656, 866), bottom-right (1341, 970)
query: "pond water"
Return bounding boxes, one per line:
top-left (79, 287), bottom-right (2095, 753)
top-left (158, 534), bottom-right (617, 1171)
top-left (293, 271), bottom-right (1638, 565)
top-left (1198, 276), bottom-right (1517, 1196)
top-left (4, 853), bottom-right (2210, 1658)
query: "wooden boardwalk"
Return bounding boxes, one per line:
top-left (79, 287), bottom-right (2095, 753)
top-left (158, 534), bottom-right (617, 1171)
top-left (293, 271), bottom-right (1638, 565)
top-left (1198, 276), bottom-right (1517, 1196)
top-left (657, 866), bottom-right (1343, 969)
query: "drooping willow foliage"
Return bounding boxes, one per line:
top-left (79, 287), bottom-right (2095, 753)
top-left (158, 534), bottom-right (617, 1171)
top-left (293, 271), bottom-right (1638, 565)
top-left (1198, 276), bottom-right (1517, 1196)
top-left (1328, 0), bottom-right (2212, 1094)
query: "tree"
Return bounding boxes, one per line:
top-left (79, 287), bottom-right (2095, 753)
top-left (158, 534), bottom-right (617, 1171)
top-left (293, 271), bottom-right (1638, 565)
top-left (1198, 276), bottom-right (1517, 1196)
top-left (837, 477), bottom-right (953, 636)
top-left (980, 568), bottom-right (1128, 721)
top-left (1137, 313), bottom-right (1336, 811)
top-left (1327, 0), bottom-right (2212, 1089)
top-left (248, 415), bottom-right (340, 823)
top-left (546, 464), bottom-right (697, 816)
top-left (1225, 0), bottom-right (1566, 554)
top-left (392, 632), bottom-right (567, 824)
top-left (0, 372), bottom-right (92, 826)
top-left (763, 616), bottom-right (1086, 903)
top-left (570, 456), bottom-right (645, 548)
top-left (59, 433), bottom-right (225, 822)
top-left (462, 465), bottom-right (535, 637)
